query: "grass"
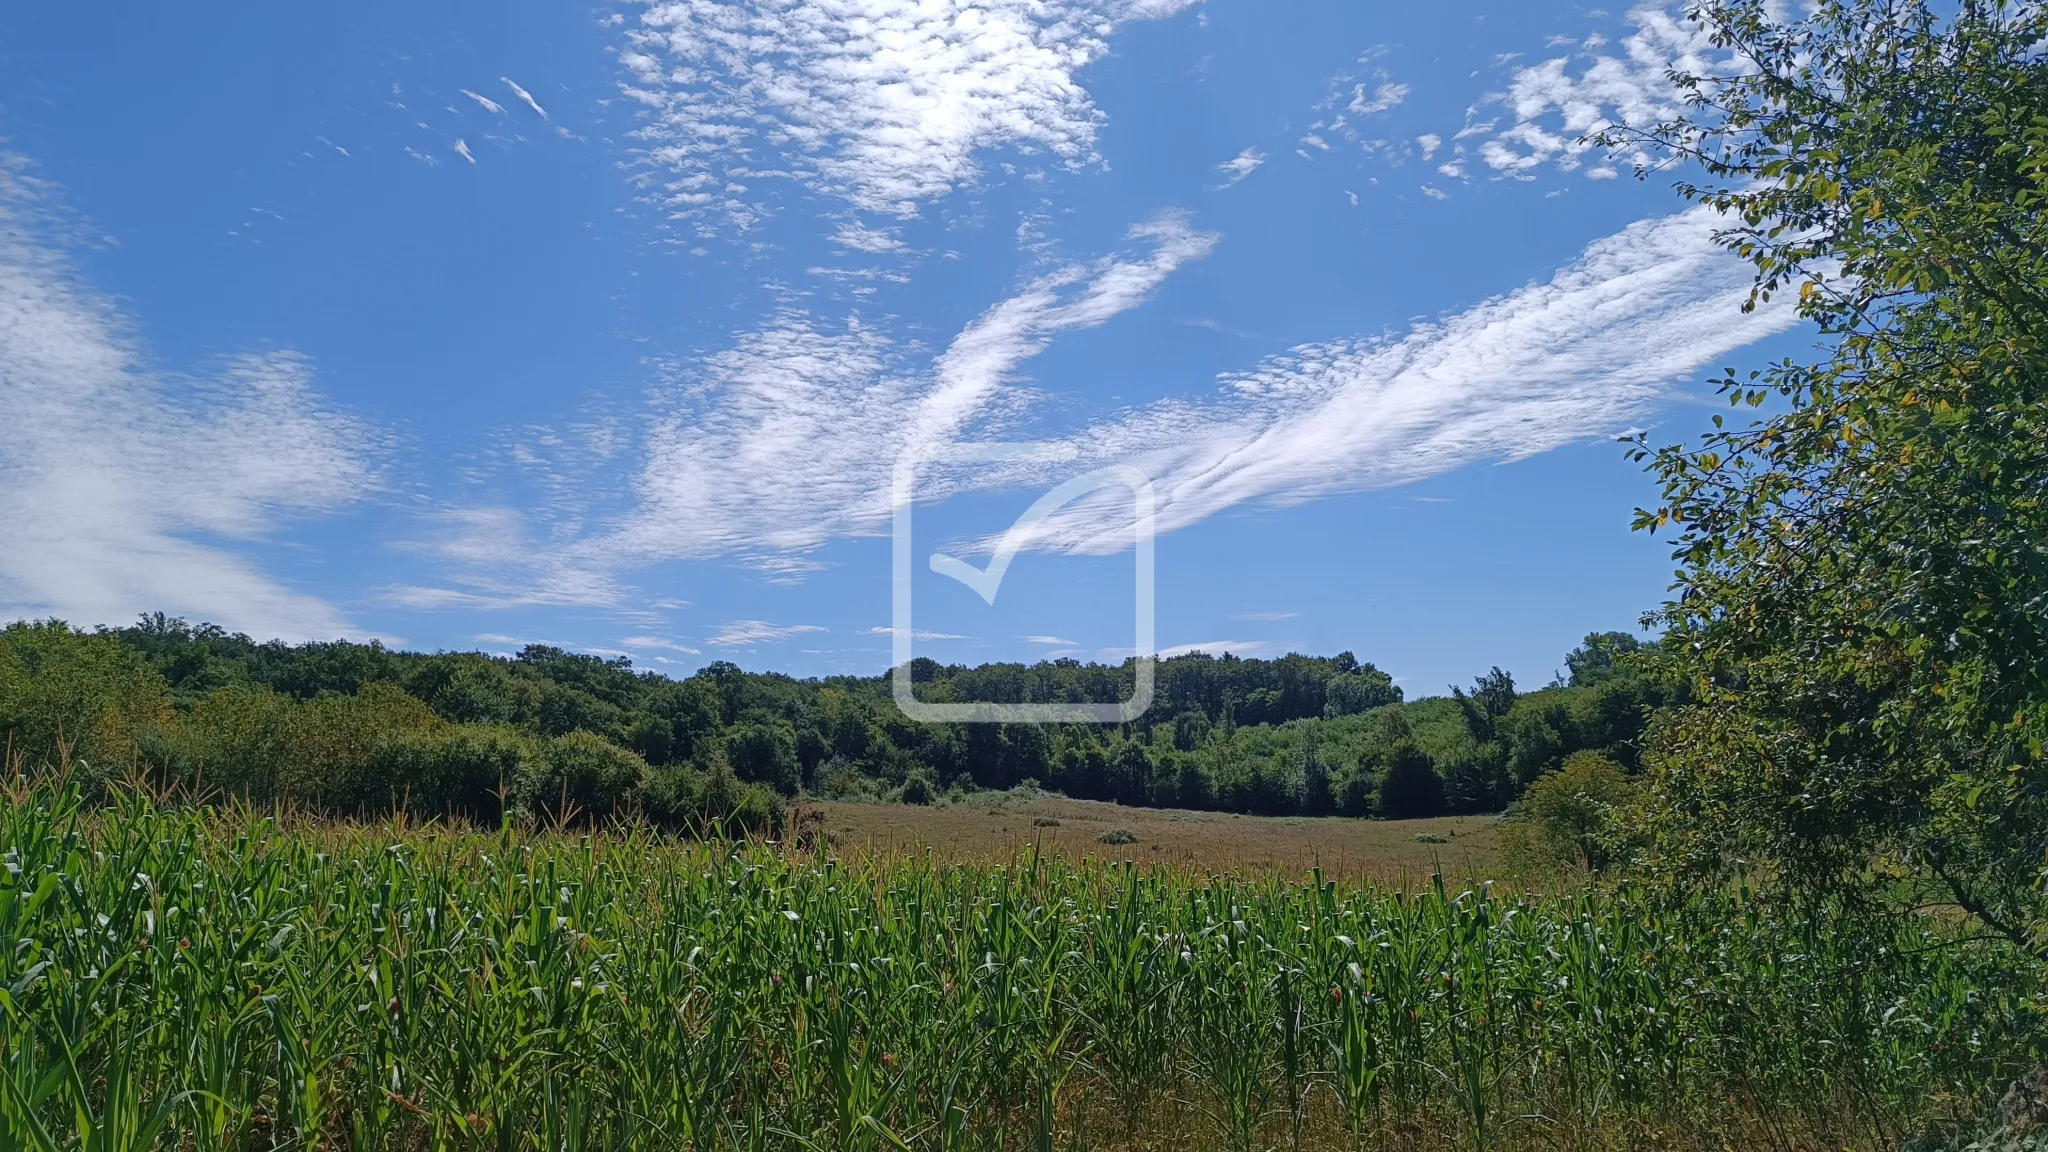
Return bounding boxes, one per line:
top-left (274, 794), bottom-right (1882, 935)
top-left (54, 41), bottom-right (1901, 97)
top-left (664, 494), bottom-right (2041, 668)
top-left (812, 793), bottom-right (1505, 883)
top-left (0, 779), bottom-right (2034, 1151)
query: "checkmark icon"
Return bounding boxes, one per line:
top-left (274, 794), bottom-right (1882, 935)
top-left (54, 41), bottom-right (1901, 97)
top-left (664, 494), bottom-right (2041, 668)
top-left (928, 467), bottom-right (1139, 605)
top-left (892, 447), bottom-right (1155, 723)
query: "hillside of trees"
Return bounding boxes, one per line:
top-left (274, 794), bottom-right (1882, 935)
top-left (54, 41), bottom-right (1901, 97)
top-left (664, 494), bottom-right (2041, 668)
top-left (0, 613), bottom-right (1663, 831)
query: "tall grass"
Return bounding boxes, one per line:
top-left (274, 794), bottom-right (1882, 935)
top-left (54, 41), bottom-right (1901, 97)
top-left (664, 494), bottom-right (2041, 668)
top-left (0, 779), bottom-right (2031, 1150)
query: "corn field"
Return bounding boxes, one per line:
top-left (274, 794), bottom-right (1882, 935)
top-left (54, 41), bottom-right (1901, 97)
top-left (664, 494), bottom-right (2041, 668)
top-left (0, 782), bottom-right (2032, 1151)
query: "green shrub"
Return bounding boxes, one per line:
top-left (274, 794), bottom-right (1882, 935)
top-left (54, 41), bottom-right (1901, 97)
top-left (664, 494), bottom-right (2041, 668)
top-left (899, 767), bottom-right (937, 805)
top-left (358, 724), bottom-right (536, 823)
top-left (1504, 751), bottom-right (1632, 873)
top-left (518, 730), bottom-right (648, 824)
top-left (724, 719), bottom-right (801, 793)
top-left (1375, 743), bottom-right (1445, 819)
top-left (0, 620), bottom-right (172, 774)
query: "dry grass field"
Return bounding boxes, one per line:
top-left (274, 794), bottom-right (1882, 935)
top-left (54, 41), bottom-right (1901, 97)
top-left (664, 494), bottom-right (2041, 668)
top-left (805, 791), bottom-right (1507, 882)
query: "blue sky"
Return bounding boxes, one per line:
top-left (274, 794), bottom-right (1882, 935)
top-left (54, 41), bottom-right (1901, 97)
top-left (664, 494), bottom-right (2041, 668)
top-left (0, 0), bottom-right (1813, 694)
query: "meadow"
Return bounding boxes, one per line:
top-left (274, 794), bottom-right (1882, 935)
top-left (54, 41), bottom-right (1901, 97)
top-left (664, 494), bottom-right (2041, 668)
top-left (0, 779), bottom-right (2031, 1152)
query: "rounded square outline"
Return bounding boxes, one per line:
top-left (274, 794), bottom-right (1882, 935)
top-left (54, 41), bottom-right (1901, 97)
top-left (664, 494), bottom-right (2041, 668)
top-left (891, 443), bottom-right (1154, 723)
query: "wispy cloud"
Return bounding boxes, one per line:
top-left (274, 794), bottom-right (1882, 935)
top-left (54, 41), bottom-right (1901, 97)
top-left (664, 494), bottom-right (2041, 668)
top-left (707, 620), bottom-right (827, 646)
top-left (862, 626), bottom-right (967, 641)
top-left (616, 0), bottom-right (1202, 225)
top-left (991, 204), bottom-right (1802, 554)
top-left (0, 157), bottom-right (379, 639)
top-left (461, 89), bottom-right (505, 115)
top-left (1349, 79), bottom-right (1409, 115)
top-left (1216, 148), bottom-right (1266, 187)
top-left (501, 77), bottom-right (549, 119)
top-left (602, 212), bottom-right (1217, 573)
top-left (1022, 635), bottom-right (1078, 646)
top-left (831, 220), bottom-right (905, 253)
top-left (452, 139), bottom-right (477, 164)
top-left (621, 635), bottom-right (702, 655)
top-left (1233, 611), bottom-right (1299, 622)
top-left (1099, 639), bottom-right (1283, 661)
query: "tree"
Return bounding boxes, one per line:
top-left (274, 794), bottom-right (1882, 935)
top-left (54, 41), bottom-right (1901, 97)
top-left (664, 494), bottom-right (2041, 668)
top-left (1507, 752), bottom-right (1634, 873)
top-left (1375, 744), bottom-right (1445, 820)
top-left (1296, 725), bottom-right (1333, 816)
top-left (1323, 665), bottom-right (1403, 718)
top-left (1603, 0), bottom-right (2048, 951)
top-left (1564, 632), bottom-right (1641, 687)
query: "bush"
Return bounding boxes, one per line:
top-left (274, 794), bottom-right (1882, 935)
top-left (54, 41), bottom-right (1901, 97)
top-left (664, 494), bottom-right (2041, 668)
top-left (0, 620), bottom-right (172, 774)
top-left (725, 720), bottom-right (801, 794)
top-left (1375, 743), bottom-right (1445, 820)
top-left (1504, 751), bottom-right (1632, 872)
top-left (518, 730), bottom-right (649, 824)
top-left (695, 758), bottom-right (783, 834)
top-left (358, 724), bottom-right (537, 823)
top-left (1098, 827), bottom-right (1136, 845)
top-left (1333, 763), bottom-right (1376, 817)
top-left (899, 768), bottom-right (937, 805)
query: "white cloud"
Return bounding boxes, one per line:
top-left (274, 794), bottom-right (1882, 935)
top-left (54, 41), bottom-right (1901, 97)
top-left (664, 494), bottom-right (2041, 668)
top-left (0, 159), bottom-right (378, 639)
top-left (1022, 634), bottom-right (1077, 645)
top-left (707, 619), bottom-right (827, 646)
top-left (461, 89), bottom-right (505, 114)
top-left (862, 625), bottom-right (967, 640)
top-left (622, 634), bottom-right (702, 654)
top-left (617, 0), bottom-right (1201, 224)
top-left (1099, 639), bottom-right (1282, 661)
top-left (831, 220), bottom-right (905, 253)
top-left (501, 76), bottom-right (549, 119)
top-left (1232, 610), bottom-right (1298, 622)
top-left (1349, 80), bottom-right (1409, 115)
top-left (1462, 4), bottom-right (1729, 177)
top-left (1416, 133), bottom-right (1442, 160)
top-left (1216, 147), bottom-right (1266, 186)
top-left (990, 204), bottom-right (1802, 555)
top-left (452, 138), bottom-right (477, 164)
top-left (603, 212), bottom-right (1216, 573)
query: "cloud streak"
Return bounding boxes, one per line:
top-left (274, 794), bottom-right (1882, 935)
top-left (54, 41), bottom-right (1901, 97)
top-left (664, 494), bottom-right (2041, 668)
top-left (603, 212), bottom-right (1218, 573)
top-left (0, 159), bottom-right (379, 639)
top-left (1012, 205), bottom-right (1800, 553)
top-left (501, 76), bottom-right (550, 119)
top-left (707, 620), bottom-right (826, 646)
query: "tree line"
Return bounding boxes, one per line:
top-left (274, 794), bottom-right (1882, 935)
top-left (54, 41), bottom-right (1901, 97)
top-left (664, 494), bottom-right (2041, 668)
top-left (0, 612), bottom-right (1660, 831)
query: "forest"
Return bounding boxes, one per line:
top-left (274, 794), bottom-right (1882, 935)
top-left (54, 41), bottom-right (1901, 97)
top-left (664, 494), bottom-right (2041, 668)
top-left (0, 613), bottom-right (1659, 833)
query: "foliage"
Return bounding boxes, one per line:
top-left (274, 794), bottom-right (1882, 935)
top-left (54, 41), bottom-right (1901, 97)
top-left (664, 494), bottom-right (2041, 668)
top-left (1603, 0), bottom-right (2048, 952)
top-left (0, 618), bottom-right (1661, 825)
top-left (1375, 744), bottom-right (1445, 820)
top-left (1504, 752), bottom-right (1635, 873)
top-left (0, 781), bottom-right (2032, 1150)
top-left (0, 621), bottom-right (171, 774)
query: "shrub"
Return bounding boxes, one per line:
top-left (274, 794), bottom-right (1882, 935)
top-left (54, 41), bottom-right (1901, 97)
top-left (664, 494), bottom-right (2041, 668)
top-left (899, 767), bottom-right (937, 805)
top-left (1098, 827), bottom-right (1136, 845)
top-left (1375, 743), bottom-right (1445, 820)
top-left (359, 725), bottom-right (537, 823)
top-left (724, 719), bottom-right (801, 794)
top-left (1333, 763), bottom-right (1376, 817)
top-left (518, 730), bottom-right (649, 824)
top-left (0, 620), bottom-right (172, 774)
top-left (695, 758), bottom-right (783, 834)
top-left (1505, 751), bottom-right (1632, 872)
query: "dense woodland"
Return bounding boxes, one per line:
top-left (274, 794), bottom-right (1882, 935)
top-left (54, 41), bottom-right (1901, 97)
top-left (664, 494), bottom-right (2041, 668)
top-left (0, 613), bottom-right (1661, 832)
